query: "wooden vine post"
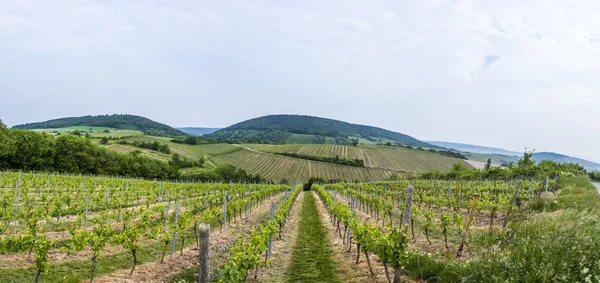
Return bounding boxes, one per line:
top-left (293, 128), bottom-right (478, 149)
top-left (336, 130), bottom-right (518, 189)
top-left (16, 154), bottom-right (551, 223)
top-left (197, 224), bottom-right (210, 283)
top-left (401, 185), bottom-right (414, 229)
top-left (456, 193), bottom-right (478, 258)
top-left (503, 181), bottom-right (522, 229)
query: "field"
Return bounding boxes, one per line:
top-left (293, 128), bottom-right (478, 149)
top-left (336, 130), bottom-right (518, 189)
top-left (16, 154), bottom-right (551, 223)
top-left (0, 171), bottom-right (292, 283)
top-left (211, 148), bottom-right (398, 182)
top-left (2, 170), bottom-right (599, 283)
top-left (89, 133), bottom-right (470, 182)
top-left (260, 144), bottom-right (469, 172)
top-left (32, 126), bottom-right (144, 138)
top-left (104, 144), bottom-right (172, 162)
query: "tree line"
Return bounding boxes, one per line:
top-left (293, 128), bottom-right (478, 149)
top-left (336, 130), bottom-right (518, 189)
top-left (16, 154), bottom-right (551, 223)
top-left (420, 150), bottom-right (587, 179)
top-left (0, 120), bottom-right (180, 179)
top-left (273, 152), bottom-right (365, 167)
top-left (13, 114), bottom-right (185, 136)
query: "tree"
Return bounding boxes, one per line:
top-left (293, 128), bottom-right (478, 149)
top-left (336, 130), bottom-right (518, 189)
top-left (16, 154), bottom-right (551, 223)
top-left (5, 130), bottom-right (55, 170)
top-left (352, 139), bottom-right (359, 147)
top-left (484, 158), bottom-right (492, 170)
top-left (100, 137), bottom-right (109, 144)
top-left (72, 130), bottom-right (82, 136)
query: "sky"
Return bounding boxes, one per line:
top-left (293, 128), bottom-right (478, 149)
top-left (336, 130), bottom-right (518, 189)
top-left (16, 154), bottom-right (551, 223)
top-left (1, 0), bottom-right (599, 160)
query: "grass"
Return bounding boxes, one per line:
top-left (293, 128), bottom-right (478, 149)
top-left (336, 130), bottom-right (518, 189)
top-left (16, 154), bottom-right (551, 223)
top-left (197, 144), bottom-right (242, 156)
top-left (99, 133), bottom-right (470, 181)
top-left (555, 175), bottom-right (600, 211)
top-left (33, 126), bottom-right (115, 133)
top-left (400, 175), bottom-right (600, 283)
top-left (285, 192), bottom-right (340, 283)
top-left (32, 126), bottom-right (143, 138)
top-left (104, 144), bottom-right (172, 162)
top-left (90, 130), bottom-right (143, 138)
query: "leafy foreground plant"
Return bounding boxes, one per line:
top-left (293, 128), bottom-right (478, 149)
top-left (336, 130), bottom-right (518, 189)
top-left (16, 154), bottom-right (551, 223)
top-left (403, 210), bottom-right (600, 283)
top-left (216, 185), bottom-right (301, 282)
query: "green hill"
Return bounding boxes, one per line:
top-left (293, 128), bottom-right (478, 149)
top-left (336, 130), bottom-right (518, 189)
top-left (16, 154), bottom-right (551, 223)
top-left (205, 114), bottom-right (436, 147)
top-left (13, 114), bottom-right (186, 136)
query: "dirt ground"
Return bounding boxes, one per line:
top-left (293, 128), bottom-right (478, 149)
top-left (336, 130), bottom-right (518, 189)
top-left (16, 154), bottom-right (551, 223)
top-left (251, 191), bottom-right (305, 282)
top-left (312, 191), bottom-right (405, 283)
top-left (93, 193), bottom-right (285, 283)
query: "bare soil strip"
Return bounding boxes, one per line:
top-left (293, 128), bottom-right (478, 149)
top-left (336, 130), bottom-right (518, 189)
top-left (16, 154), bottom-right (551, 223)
top-left (311, 191), bottom-right (392, 283)
top-left (251, 191), bottom-right (305, 282)
top-left (92, 193), bottom-right (285, 283)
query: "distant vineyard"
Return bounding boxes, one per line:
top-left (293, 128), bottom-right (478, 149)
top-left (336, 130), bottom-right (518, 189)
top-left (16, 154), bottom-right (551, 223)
top-left (211, 148), bottom-right (398, 182)
top-left (261, 144), bottom-right (467, 172)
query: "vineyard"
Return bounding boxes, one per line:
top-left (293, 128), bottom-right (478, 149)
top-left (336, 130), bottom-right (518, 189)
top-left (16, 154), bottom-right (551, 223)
top-left (0, 170), bottom-right (296, 282)
top-left (259, 144), bottom-right (467, 172)
top-left (1, 169), bottom-right (599, 283)
top-left (211, 148), bottom-right (397, 181)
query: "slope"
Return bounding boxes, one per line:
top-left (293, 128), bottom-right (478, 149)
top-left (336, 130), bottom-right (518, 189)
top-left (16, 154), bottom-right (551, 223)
top-left (206, 114), bottom-right (435, 147)
top-left (13, 114), bottom-right (186, 136)
top-left (426, 141), bottom-right (600, 171)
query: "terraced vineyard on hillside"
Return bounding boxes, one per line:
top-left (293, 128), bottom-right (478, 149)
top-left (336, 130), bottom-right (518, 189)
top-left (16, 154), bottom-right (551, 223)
top-left (260, 144), bottom-right (468, 172)
top-left (96, 134), bottom-right (467, 181)
top-left (211, 148), bottom-right (396, 181)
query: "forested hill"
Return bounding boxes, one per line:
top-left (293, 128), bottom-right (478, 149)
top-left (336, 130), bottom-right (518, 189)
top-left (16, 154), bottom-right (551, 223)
top-left (13, 114), bottom-right (186, 136)
top-left (206, 114), bottom-right (435, 147)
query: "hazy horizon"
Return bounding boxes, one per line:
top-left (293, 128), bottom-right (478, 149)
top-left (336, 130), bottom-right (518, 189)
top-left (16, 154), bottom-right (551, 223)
top-left (1, 1), bottom-right (599, 160)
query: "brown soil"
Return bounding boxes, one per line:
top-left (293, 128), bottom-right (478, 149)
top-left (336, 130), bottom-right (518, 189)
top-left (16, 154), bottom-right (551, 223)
top-left (93, 193), bottom-right (285, 283)
top-left (312, 191), bottom-right (402, 283)
top-left (251, 191), bottom-right (305, 282)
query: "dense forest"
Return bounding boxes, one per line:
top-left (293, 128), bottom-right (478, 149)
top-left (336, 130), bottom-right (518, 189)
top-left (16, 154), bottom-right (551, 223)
top-left (13, 114), bottom-right (186, 136)
top-left (206, 114), bottom-right (436, 147)
top-left (0, 120), bottom-right (180, 179)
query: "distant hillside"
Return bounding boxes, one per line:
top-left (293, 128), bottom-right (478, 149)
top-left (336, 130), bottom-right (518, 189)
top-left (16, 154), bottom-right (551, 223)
top-left (427, 140), bottom-right (600, 171)
top-left (14, 114), bottom-right (186, 136)
top-left (178, 127), bottom-right (221, 136)
top-left (426, 141), bottom-right (521, 156)
top-left (532, 152), bottom-right (600, 171)
top-left (206, 114), bottom-right (435, 147)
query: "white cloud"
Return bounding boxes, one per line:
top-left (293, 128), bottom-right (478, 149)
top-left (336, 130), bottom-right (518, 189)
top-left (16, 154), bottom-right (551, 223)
top-left (0, 0), bottom-right (599, 159)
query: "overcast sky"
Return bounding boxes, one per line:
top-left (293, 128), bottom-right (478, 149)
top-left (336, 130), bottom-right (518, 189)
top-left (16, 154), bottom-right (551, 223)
top-left (1, 0), bottom-right (599, 160)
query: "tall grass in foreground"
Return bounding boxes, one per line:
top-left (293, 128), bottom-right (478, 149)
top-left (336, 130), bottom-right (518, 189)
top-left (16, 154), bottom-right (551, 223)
top-left (404, 176), bottom-right (600, 283)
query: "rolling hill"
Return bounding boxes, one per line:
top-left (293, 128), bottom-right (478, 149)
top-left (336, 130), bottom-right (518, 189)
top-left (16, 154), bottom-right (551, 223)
top-left (425, 141), bottom-right (521, 156)
top-left (205, 114), bottom-right (436, 147)
top-left (426, 140), bottom-right (600, 171)
top-left (531, 152), bottom-right (600, 171)
top-left (13, 114), bottom-right (186, 136)
top-left (178, 127), bottom-right (221, 136)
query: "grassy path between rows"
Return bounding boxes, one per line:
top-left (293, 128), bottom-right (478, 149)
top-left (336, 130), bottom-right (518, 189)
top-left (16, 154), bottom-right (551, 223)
top-left (285, 192), bottom-right (340, 283)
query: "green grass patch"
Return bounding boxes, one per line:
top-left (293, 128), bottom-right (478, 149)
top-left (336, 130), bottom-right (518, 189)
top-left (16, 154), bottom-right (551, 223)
top-left (285, 192), bottom-right (340, 283)
top-left (555, 175), bottom-right (600, 211)
top-left (401, 175), bottom-right (600, 283)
